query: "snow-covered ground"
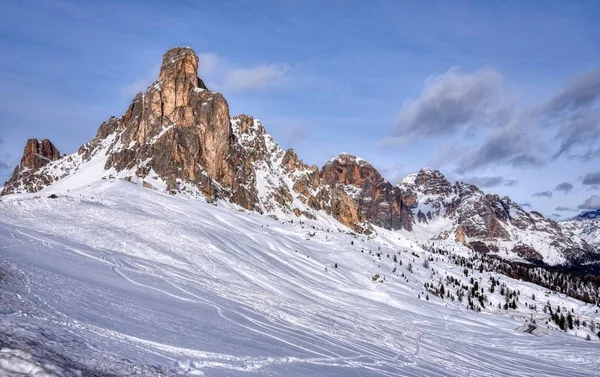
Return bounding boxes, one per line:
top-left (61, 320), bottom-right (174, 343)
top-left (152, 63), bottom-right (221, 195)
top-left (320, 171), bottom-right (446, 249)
top-left (1, 180), bottom-right (599, 376)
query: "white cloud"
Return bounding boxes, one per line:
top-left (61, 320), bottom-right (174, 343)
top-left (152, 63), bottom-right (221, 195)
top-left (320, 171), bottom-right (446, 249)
top-left (394, 66), bottom-right (505, 140)
top-left (578, 195), bottom-right (600, 210)
top-left (224, 64), bottom-right (288, 92)
top-left (459, 176), bottom-right (518, 188)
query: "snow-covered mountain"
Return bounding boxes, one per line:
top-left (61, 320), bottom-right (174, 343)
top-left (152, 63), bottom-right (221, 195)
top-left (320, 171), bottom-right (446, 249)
top-left (1, 46), bottom-right (600, 376)
top-left (562, 209), bottom-right (600, 251)
top-left (1, 180), bottom-right (599, 376)
top-left (1, 46), bottom-right (596, 268)
top-left (398, 169), bottom-right (596, 265)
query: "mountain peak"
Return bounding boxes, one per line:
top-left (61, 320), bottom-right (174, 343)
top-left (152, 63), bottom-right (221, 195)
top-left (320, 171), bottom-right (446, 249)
top-left (1, 138), bottom-right (61, 195)
top-left (327, 152), bottom-right (369, 166)
top-left (413, 168), bottom-right (452, 195)
top-left (21, 138), bottom-right (61, 170)
top-left (158, 46), bottom-right (205, 89)
top-left (574, 209), bottom-right (600, 221)
top-left (322, 153), bottom-right (379, 185)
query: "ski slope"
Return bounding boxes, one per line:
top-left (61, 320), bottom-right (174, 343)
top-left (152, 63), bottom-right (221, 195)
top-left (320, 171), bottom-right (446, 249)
top-left (0, 180), bottom-right (599, 376)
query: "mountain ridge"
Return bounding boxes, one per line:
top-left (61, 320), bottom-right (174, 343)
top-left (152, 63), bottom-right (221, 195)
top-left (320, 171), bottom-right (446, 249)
top-left (1, 46), bottom-right (596, 266)
top-left (562, 209), bottom-right (600, 252)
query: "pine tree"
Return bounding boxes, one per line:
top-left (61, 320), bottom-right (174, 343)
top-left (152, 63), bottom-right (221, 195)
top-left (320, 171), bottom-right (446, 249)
top-left (559, 314), bottom-right (566, 331)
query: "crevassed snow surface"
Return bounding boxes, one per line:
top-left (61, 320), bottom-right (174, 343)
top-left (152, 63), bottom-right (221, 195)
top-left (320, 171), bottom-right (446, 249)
top-left (0, 181), bottom-right (599, 376)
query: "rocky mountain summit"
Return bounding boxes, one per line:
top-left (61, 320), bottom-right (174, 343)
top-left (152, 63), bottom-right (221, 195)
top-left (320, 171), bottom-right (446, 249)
top-left (398, 168), bottom-right (595, 264)
top-left (562, 210), bottom-right (600, 252)
top-left (573, 210), bottom-right (600, 222)
top-left (320, 153), bottom-right (413, 231)
top-left (2, 46), bottom-right (596, 266)
top-left (3, 138), bottom-right (61, 193)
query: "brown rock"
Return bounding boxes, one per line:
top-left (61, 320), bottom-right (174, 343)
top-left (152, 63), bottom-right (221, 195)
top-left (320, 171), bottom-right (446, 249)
top-left (455, 226), bottom-right (466, 244)
top-left (320, 153), bottom-right (413, 231)
top-left (414, 168), bottom-right (452, 195)
top-left (1, 138), bottom-right (61, 195)
top-left (512, 244), bottom-right (543, 260)
top-left (469, 241), bottom-right (491, 254)
top-left (91, 47), bottom-right (234, 198)
top-left (20, 138), bottom-right (60, 170)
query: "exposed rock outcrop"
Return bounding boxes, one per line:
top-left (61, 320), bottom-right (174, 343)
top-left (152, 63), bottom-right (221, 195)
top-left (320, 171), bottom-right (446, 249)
top-left (2, 139), bottom-right (61, 194)
top-left (320, 153), bottom-right (412, 231)
top-left (89, 46), bottom-right (234, 197)
top-left (398, 168), bottom-right (595, 264)
top-left (22, 138), bottom-right (61, 170)
top-left (561, 210), bottom-right (600, 256)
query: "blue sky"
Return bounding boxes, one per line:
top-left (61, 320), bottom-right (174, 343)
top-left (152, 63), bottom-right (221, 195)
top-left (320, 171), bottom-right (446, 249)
top-left (1, 0), bottom-right (600, 217)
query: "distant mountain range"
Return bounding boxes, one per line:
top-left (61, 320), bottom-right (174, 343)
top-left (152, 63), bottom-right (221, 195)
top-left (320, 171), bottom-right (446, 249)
top-left (562, 209), bottom-right (600, 253)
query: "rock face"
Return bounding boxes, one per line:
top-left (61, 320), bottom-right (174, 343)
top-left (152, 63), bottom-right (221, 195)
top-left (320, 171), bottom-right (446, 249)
top-left (83, 46), bottom-right (234, 198)
top-left (2, 46), bottom-right (596, 265)
top-left (21, 139), bottom-right (61, 169)
top-left (320, 154), bottom-right (412, 231)
top-left (2, 139), bottom-right (61, 194)
top-left (398, 168), bottom-right (596, 264)
top-left (562, 210), bottom-right (600, 252)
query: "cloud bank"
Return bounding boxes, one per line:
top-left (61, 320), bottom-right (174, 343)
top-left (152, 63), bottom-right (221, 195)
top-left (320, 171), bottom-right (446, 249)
top-left (383, 67), bottom-right (600, 175)
top-left (578, 195), bottom-right (600, 210)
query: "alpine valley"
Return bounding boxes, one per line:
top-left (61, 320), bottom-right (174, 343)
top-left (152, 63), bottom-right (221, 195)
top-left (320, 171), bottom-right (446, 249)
top-left (1, 48), bottom-right (599, 376)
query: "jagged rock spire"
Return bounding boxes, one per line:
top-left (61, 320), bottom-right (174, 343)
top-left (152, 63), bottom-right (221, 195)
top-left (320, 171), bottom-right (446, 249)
top-left (20, 138), bottom-right (61, 170)
top-left (158, 47), bottom-right (207, 91)
top-left (1, 138), bottom-right (61, 195)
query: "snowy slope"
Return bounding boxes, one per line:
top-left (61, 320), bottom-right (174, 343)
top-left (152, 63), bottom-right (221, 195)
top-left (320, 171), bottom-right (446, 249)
top-left (1, 180), bottom-right (599, 376)
top-left (563, 210), bottom-right (600, 251)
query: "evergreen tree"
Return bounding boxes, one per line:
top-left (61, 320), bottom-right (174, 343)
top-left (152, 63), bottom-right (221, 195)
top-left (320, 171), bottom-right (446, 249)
top-left (559, 314), bottom-right (566, 331)
top-left (567, 313), bottom-right (573, 330)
